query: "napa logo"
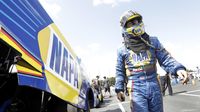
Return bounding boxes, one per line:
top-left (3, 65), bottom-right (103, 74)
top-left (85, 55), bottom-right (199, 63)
top-left (38, 24), bottom-right (78, 89)
top-left (128, 50), bottom-right (151, 67)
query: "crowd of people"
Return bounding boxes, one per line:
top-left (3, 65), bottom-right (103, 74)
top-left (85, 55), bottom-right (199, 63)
top-left (90, 66), bottom-right (199, 111)
top-left (91, 76), bottom-right (112, 98)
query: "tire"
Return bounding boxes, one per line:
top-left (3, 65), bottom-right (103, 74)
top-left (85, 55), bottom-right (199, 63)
top-left (88, 99), bottom-right (91, 112)
top-left (83, 99), bottom-right (91, 112)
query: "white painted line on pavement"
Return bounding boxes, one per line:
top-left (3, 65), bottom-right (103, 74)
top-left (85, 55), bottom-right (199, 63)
top-left (178, 89), bottom-right (200, 97)
top-left (115, 98), bottom-right (127, 112)
top-left (109, 87), bottom-right (128, 111)
top-left (107, 101), bottom-right (129, 107)
top-left (118, 102), bottom-right (126, 112)
top-left (184, 89), bottom-right (200, 94)
top-left (179, 93), bottom-right (200, 97)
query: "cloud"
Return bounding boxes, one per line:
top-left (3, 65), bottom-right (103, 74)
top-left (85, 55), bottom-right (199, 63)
top-left (39, 0), bottom-right (61, 18)
top-left (92, 0), bottom-right (132, 7)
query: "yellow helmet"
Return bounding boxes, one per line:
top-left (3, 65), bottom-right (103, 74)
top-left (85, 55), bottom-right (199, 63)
top-left (120, 10), bottom-right (145, 37)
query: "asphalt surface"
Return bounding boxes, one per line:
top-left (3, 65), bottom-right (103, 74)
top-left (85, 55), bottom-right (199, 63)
top-left (91, 81), bottom-right (200, 112)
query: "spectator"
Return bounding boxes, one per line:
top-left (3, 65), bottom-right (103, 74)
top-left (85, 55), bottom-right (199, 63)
top-left (196, 67), bottom-right (200, 80)
top-left (160, 72), bottom-right (173, 96)
top-left (188, 72), bottom-right (196, 85)
top-left (103, 76), bottom-right (111, 97)
top-left (92, 76), bottom-right (101, 94)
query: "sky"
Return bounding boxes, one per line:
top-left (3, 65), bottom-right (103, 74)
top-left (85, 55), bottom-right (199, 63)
top-left (39, 0), bottom-right (200, 80)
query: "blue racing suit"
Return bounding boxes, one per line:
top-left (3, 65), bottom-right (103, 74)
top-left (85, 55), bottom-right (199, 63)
top-left (115, 36), bottom-right (186, 112)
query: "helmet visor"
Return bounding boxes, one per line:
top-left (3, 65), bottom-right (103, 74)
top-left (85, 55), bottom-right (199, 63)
top-left (125, 17), bottom-right (142, 28)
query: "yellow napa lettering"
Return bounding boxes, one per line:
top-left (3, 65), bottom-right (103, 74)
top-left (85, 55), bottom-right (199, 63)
top-left (37, 23), bottom-right (81, 103)
top-left (129, 51), bottom-right (135, 65)
top-left (50, 24), bottom-right (76, 58)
